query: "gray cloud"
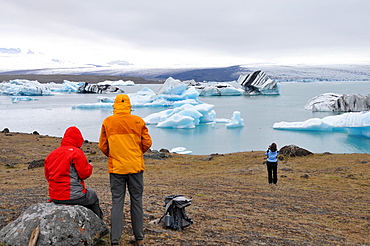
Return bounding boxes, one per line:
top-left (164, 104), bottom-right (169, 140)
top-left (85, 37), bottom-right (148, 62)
top-left (1, 0), bottom-right (370, 66)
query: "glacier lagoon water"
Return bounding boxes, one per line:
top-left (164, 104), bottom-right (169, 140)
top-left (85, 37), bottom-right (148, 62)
top-left (1, 81), bottom-right (370, 155)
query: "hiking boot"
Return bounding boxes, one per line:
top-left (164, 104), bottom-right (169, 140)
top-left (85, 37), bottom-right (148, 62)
top-left (129, 237), bottom-right (144, 246)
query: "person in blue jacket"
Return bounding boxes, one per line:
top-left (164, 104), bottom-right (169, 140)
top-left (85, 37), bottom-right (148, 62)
top-left (265, 143), bottom-right (279, 185)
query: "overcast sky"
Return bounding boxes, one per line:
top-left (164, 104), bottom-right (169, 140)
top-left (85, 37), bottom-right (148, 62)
top-left (1, 0), bottom-right (370, 67)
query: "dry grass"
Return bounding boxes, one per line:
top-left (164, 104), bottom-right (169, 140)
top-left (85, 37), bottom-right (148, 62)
top-left (1, 132), bottom-right (370, 245)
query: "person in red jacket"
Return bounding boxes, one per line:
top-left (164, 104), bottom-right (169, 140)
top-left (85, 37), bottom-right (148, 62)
top-left (44, 126), bottom-right (103, 219)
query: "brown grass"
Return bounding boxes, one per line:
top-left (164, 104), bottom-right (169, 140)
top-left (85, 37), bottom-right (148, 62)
top-left (1, 132), bottom-right (370, 245)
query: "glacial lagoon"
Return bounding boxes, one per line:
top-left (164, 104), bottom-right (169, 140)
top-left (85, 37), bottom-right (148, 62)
top-left (1, 81), bottom-right (369, 155)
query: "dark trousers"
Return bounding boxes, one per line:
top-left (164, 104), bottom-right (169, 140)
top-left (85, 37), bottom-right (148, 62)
top-left (110, 172), bottom-right (144, 244)
top-left (52, 188), bottom-right (103, 219)
top-left (266, 162), bottom-right (278, 184)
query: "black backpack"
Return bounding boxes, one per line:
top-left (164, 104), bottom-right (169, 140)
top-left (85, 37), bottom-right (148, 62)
top-left (159, 195), bottom-right (193, 231)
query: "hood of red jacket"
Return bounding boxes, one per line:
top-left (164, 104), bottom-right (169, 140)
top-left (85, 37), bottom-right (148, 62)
top-left (61, 126), bottom-right (84, 147)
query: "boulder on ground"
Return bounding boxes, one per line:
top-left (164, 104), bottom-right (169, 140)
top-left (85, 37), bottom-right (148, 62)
top-left (279, 145), bottom-right (313, 157)
top-left (0, 203), bottom-right (108, 246)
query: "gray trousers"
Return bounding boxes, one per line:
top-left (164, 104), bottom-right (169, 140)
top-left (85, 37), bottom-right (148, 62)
top-left (52, 188), bottom-right (103, 219)
top-left (110, 172), bottom-right (144, 244)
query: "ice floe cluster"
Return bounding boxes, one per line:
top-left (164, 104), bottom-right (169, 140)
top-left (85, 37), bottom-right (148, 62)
top-left (74, 77), bottom-right (245, 129)
top-left (0, 79), bottom-right (131, 95)
top-left (0, 79), bottom-right (53, 96)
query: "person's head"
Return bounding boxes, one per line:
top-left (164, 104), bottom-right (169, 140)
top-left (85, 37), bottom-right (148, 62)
top-left (61, 126), bottom-right (84, 148)
top-left (269, 143), bottom-right (277, 152)
top-left (113, 94), bottom-right (132, 114)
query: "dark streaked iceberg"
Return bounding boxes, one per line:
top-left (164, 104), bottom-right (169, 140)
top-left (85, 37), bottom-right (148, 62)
top-left (238, 70), bottom-right (279, 95)
top-left (305, 93), bottom-right (370, 112)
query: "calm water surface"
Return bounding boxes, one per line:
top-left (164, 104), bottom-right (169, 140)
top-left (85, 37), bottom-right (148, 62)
top-left (1, 81), bottom-right (369, 154)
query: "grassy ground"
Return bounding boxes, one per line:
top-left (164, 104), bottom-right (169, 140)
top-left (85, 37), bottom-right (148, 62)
top-left (1, 132), bottom-right (370, 245)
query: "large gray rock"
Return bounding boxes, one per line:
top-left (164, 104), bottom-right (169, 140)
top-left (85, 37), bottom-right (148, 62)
top-left (0, 203), bottom-right (108, 246)
top-left (279, 145), bottom-right (313, 157)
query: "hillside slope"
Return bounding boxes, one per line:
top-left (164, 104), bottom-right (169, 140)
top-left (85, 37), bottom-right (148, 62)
top-left (1, 132), bottom-right (369, 245)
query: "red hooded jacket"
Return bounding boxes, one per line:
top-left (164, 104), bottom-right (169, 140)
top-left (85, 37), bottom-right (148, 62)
top-left (44, 126), bottom-right (93, 200)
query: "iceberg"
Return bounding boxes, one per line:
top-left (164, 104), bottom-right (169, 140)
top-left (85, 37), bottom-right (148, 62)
top-left (238, 70), bottom-right (280, 95)
top-left (97, 80), bottom-right (135, 86)
top-left (192, 83), bottom-right (244, 96)
top-left (11, 96), bottom-right (38, 102)
top-left (305, 93), bottom-right (370, 112)
top-left (170, 147), bottom-right (192, 155)
top-left (0, 79), bottom-right (53, 96)
top-left (273, 111), bottom-right (370, 138)
top-left (144, 103), bottom-right (213, 128)
top-left (144, 103), bottom-right (244, 129)
top-left (225, 111), bottom-right (244, 128)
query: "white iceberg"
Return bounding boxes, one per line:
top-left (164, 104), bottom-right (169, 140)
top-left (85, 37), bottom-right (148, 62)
top-left (192, 82), bottom-right (244, 96)
top-left (273, 111), bottom-right (370, 138)
top-left (0, 79), bottom-right (53, 96)
top-left (305, 93), bottom-right (370, 112)
top-left (11, 96), bottom-right (38, 102)
top-left (97, 80), bottom-right (135, 86)
top-left (225, 111), bottom-right (244, 128)
top-left (170, 147), bottom-right (192, 155)
top-left (144, 103), bottom-right (213, 128)
top-left (157, 77), bottom-right (188, 95)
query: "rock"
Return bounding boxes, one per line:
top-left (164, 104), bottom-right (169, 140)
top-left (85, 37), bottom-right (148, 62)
top-left (204, 155), bottom-right (214, 161)
top-left (26, 159), bottom-right (44, 169)
top-left (32, 131), bottom-right (40, 135)
top-left (279, 145), bottom-right (313, 157)
top-left (0, 203), bottom-right (108, 246)
top-left (301, 174), bottom-right (309, 178)
top-left (1, 128), bottom-right (9, 133)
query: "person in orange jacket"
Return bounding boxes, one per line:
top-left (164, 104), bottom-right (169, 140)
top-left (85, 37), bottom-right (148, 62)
top-left (44, 126), bottom-right (103, 219)
top-left (99, 94), bottom-right (152, 246)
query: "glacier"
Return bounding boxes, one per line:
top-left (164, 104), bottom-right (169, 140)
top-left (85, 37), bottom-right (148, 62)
top-left (273, 111), bottom-right (370, 138)
top-left (305, 93), bottom-right (370, 112)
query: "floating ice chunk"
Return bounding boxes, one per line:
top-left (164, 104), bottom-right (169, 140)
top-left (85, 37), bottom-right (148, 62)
top-left (305, 93), bottom-right (370, 112)
top-left (225, 111), bottom-right (245, 128)
top-left (157, 77), bottom-right (188, 95)
top-left (273, 111), bottom-right (370, 138)
top-left (144, 103), bottom-right (214, 128)
top-left (238, 70), bottom-right (280, 95)
top-left (194, 83), bottom-right (244, 96)
top-left (170, 147), bottom-right (192, 154)
top-left (0, 79), bottom-right (53, 96)
top-left (157, 114), bottom-right (197, 128)
top-left (61, 80), bottom-right (85, 92)
top-left (11, 96), bottom-right (38, 102)
top-left (72, 102), bottom-right (113, 110)
top-left (97, 80), bottom-right (135, 86)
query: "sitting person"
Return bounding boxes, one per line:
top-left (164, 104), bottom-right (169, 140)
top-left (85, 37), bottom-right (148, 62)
top-left (44, 126), bottom-right (103, 219)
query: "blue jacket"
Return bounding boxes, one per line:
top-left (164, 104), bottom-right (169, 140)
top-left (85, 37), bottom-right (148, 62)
top-left (265, 150), bottom-right (279, 162)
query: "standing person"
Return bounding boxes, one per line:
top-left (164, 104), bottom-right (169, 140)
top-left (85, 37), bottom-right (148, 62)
top-left (265, 143), bottom-right (279, 185)
top-left (98, 94), bottom-right (152, 246)
top-left (44, 126), bottom-right (103, 219)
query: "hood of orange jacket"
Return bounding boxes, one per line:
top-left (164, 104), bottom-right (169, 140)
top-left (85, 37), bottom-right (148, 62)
top-left (61, 126), bottom-right (84, 148)
top-left (113, 94), bottom-right (132, 115)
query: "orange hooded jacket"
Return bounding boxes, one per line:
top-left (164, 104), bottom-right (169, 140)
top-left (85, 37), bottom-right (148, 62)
top-left (98, 94), bottom-right (152, 174)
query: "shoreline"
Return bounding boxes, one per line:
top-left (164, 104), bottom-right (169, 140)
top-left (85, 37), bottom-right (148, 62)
top-left (0, 74), bottom-right (163, 84)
